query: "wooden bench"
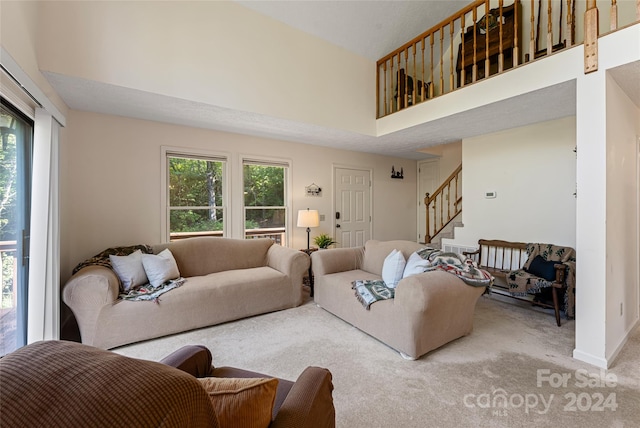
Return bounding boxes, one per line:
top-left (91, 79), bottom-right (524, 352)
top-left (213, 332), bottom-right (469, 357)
top-left (463, 239), bottom-right (568, 326)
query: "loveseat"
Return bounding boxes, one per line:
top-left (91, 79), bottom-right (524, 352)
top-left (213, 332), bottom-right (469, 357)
top-left (311, 240), bottom-right (487, 360)
top-left (63, 237), bottom-right (309, 349)
top-left (0, 340), bottom-right (335, 428)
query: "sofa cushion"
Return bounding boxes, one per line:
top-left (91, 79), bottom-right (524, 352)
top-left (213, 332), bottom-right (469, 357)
top-left (402, 251), bottom-right (431, 278)
top-left (154, 237), bottom-right (274, 277)
top-left (381, 249), bottom-right (405, 288)
top-left (198, 377), bottom-right (278, 428)
top-left (525, 255), bottom-right (559, 281)
top-left (141, 248), bottom-right (181, 287)
top-left (109, 250), bottom-right (148, 291)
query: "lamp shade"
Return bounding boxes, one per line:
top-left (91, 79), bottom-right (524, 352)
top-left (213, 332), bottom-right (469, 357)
top-left (297, 209), bottom-right (320, 228)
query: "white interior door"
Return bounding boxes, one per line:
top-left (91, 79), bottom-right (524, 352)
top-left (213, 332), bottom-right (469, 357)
top-left (417, 159), bottom-right (440, 243)
top-left (334, 167), bottom-right (371, 248)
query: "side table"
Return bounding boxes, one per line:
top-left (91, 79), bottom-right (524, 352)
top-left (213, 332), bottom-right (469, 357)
top-left (300, 247), bottom-right (318, 296)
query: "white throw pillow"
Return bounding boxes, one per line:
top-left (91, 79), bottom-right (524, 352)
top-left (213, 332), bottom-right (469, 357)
top-left (109, 250), bottom-right (148, 291)
top-left (141, 249), bottom-right (180, 287)
top-left (402, 251), bottom-right (431, 278)
top-left (382, 249), bottom-right (406, 288)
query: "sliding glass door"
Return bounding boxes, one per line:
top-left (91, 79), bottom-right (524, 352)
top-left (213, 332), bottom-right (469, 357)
top-left (0, 99), bottom-right (33, 356)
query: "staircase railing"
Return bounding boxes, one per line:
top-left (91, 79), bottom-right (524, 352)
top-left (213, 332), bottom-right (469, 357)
top-left (424, 164), bottom-right (462, 244)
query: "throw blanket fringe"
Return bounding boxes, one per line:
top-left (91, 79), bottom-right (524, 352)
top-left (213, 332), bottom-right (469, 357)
top-left (352, 279), bottom-right (395, 310)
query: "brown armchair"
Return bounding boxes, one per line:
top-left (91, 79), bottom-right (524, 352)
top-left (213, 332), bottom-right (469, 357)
top-left (0, 341), bottom-right (335, 428)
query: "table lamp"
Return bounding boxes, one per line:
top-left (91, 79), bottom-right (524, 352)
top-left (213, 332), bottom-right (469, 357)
top-left (297, 208), bottom-right (320, 251)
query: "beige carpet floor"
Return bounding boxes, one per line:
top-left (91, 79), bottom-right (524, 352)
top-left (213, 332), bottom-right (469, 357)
top-left (116, 292), bottom-right (640, 427)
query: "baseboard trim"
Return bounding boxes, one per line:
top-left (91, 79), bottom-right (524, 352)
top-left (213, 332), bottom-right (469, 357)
top-left (606, 316), bottom-right (640, 368)
top-left (572, 349), bottom-right (608, 369)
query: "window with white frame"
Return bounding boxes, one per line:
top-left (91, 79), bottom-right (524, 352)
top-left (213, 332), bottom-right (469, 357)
top-left (243, 159), bottom-right (289, 245)
top-left (166, 152), bottom-right (227, 241)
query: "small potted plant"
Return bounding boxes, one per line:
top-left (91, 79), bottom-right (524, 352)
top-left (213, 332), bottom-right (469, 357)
top-left (313, 233), bottom-right (337, 249)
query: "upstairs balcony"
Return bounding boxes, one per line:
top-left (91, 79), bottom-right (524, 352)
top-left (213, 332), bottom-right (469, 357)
top-left (377, 0), bottom-right (640, 118)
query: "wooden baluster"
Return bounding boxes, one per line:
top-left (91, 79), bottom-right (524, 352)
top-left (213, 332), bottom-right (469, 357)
top-left (439, 191), bottom-right (443, 230)
top-left (461, 13), bottom-right (466, 87)
top-left (455, 173), bottom-right (459, 210)
top-left (566, 0), bottom-right (573, 47)
top-left (384, 62), bottom-right (389, 116)
top-left (501, 247), bottom-right (506, 270)
top-left (404, 48), bottom-right (409, 108)
top-left (610, 0), bottom-right (618, 30)
top-left (548, 0), bottom-right (553, 55)
top-left (472, 7), bottom-right (478, 82)
top-left (447, 182), bottom-right (451, 221)
top-left (499, 0), bottom-right (504, 72)
top-left (449, 21), bottom-right (455, 92)
top-left (420, 39), bottom-right (427, 101)
top-left (424, 193), bottom-right (431, 243)
top-left (413, 44), bottom-right (417, 105)
top-left (514, 0), bottom-right (520, 65)
top-left (439, 28), bottom-right (444, 93)
top-left (430, 33), bottom-right (435, 97)
top-left (390, 55), bottom-right (395, 113)
top-left (584, 0), bottom-right (599, 73)
top-left (530, 0), bottom-right (536, 61)
top-left (485, 1), bottom-right (490, 78)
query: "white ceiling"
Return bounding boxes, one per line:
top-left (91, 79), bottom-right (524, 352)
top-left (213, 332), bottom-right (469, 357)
top-left (43, 1), bottom-right (637, 159)
top-left (234, 0), bottom-right (471, 61)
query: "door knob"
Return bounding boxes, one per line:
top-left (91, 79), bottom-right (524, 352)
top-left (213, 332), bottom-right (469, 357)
top-left (336, 224), bottom-right (341, 228)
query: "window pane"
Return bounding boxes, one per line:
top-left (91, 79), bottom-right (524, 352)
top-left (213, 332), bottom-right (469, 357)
top-left (245, 208), bottom-right (285, 229)
top-left (243, 163), bottom-right (287, 246)
top-left (243, 165), bottom-right (284, 207)
top-left (167, 155), bottom-right (225, 240)
top-left (169, 157), bottom-right (223, 207)
top-left (0, 101), bottom-right (32, 356)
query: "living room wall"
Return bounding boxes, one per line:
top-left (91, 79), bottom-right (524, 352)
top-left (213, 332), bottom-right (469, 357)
top-left (443, 116), bottom-right (577, 249)
top-left (36, 0), bottom-right (375, 137)
top-left (59, 110), bottom-right (418, 284)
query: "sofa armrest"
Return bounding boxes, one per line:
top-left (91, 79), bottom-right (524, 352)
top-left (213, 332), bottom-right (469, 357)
top-left (311, 247), bottom-right (364, 276)
top-left (266, 244), bottom-right (310, 278)
top-left (62, 266), bottom-right (120, 345)
top-left (160, 345), bottom-right (213, 378)
top-left (271, 366), bottom-right (335, 428)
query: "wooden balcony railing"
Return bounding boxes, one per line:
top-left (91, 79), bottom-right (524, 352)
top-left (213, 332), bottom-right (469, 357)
top-left (377, 0), bottom-right (640, 118)
top-left (424, 165), bottom-right (462, 243)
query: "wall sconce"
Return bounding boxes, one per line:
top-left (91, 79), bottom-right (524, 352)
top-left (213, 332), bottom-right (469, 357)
top-left (297, 208), bottom-right (320, 251)
top-left (391, 166), bottom-right (404, 179)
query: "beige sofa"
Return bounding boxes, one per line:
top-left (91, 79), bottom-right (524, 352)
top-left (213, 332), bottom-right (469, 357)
top-left (311, 240), bottom-right (486, 360)
top-left (63, 237), bottom-right (309, 349)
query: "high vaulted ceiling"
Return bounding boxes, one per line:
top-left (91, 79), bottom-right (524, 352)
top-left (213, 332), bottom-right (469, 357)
top-left (45, 0), bottom-right (584, 159)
